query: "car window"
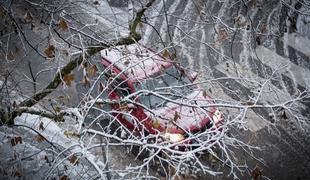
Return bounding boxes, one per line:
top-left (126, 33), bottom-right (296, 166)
top-left (135, 66), bottom-right (193, 109)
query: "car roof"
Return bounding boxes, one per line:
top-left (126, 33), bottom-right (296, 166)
top-left (100, 44), bottom-right (173, 80)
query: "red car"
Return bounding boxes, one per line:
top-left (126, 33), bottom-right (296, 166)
top-left (100, 44), bottom-right (223, 143)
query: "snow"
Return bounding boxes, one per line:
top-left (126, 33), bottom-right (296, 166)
top-left (0, 113), bottom-right (106, 179)
top-left (100, 44), bottom-right (173, 80)
top-left (145, 89), bottom-right (216, 132)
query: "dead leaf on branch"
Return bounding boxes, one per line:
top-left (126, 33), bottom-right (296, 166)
top-left (123, 59), bottom-right (130, 66)
top-left (44, 45), bottom-right (55, 58)
top-left (138, 22), bottom-right (144, 29)
top-left (63, 74), bottom-right (75, 87)
top-left (0, 6), bottom-right (6, 17)
top-left (64, 130), bottom-right (80, 138)
top-left (36, 135), bottom-right (45, 143)
top-left (217, 28), bottom-right (228, 42)
top-left (93, 0), bottom-right (100, 5)
top-left (87, 64), bottom-right (98, 76)
top-left (82, 76), bottom-right (90, 87)
top-left (39, 121), bottom-right (45, 130)
top-left (260, 23), bottom-right (268, 33)
top-left (24, 11), bottom-right (33, 23)
top-left (69, 155), bottom-right (79, 166)
top-left (173, 111), bottom-right (180, 123)
top-left (162, 49), bottom-right (170, 58)
top-left (58, 19), bottom-right (68, 30)
top-left (251, 166), bottom-right (263, 180)
top-left (98, 82), bottom-right (104, 92)
top-left (235, 16), bottom-right (247, 28)
top-left (55, 106), bottom-right (61, 113)
top-left (202, 90), bottom-right (207, 98)
top-left (11, 136), bottom-right (22, 146)
top-left (60, 175), bottom-right (68, 180)
top-left (152, 120), bottom-right (160, 129)
top-left (62, 49), bottom-right (69, 57)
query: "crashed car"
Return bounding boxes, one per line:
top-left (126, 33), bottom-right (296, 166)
top-left (100, 44), bottom-right (223, 143)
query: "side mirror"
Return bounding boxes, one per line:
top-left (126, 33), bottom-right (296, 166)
top-left (190, 71), bottom-right (198, 82)
top-left (127, 103), bottom-right (137, 110)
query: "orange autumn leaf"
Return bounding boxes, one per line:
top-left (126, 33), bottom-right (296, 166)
top-left (63, 74), bottom-right (75, 86)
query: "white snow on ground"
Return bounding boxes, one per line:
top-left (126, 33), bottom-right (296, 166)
top-left (0, 113), bottom-right (107, 179)
top-left (0, 110), bottom-right (158, 179)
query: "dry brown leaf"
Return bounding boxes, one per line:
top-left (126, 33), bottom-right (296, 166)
top-left (160, 64), bottom-right (165, 73)
top-left (39, 122), bottom-right (44, 130)
top-left (173, 111), bottom-right (180, 123)
top-left (93, 0), bottom-right (100, 5)
top-left (44, 155), bottom-right (50, 163)
top-left (152, 120), bottom-right (160, 129)
top-left (87, 64), bottom-right (98, 76)
top-left (44, 45), bottom-right (55, 58)
top-left (60, 175), bottom-right (68, 180)
top-left (62, 49), bottom-right (69, 57)
top-left (58, 20), bottom-right (68, 30)
top-left (24, 12), bottom-right (33, 23)
top-left (0, 6), bottom-right (6, 17)
top-left (260, 24), bottom-right (268, 33)
top-left (63, 74), bottom-right (75, 86)
top-left (202, 90), bottom-right (207, 98)
top-left (124, 60), bottom-right (130, 66)
top-left (7, 51), bottom-right (16, 60)
top-left (138, 22), bottom-right (144, 29)
top-left (218, 28), bottom-right (228, 42)
top-left (251, 166), bottom-right (262, 180)
top-left (69, 155), bottom-right (79, 166)
top-left (82, 76), bottom-right (90, 87)
top-left (11, 136), bottom-right (22, 146)
top-left (13, 171), bottom-right (22, 177)
top-left (162, 49), bottom-right (170, 58)
top-left (12, 101), bottom-right (17, 108)
top-left (55, 106), bottom-right (61, 112)
top-left (98, 82), bottom-right (104, 92)
top-left (36, 135), bottom-right (45, 143)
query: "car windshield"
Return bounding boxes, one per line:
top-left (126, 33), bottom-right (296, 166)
top-left (134, 65), bottom-right (193, 109)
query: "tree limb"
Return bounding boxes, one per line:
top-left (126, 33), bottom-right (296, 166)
top-left (5, 0), bottom-right (156, 125)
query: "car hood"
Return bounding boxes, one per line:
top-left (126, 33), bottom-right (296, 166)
top-left (146, 88), bottom-right (216, 133)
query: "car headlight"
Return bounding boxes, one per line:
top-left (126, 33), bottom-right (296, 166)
top-left (164, 133), bottom-right (185, 142)
top-left (212, 110), bottom-right (223, 124)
